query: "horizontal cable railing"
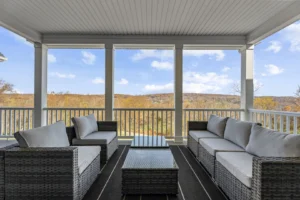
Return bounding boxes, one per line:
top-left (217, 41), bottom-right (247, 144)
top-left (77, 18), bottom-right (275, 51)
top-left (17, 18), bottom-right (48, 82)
top-left (0, 108), bottom-right (34, 136)
top-left (183, 109), bottom-right (244, 137)
top-left (249, 109), bottom-right (300, 134)
top-left (44, 108), bottom-right (105, 126)
top-left (113, 108), bottom-right (175, 138)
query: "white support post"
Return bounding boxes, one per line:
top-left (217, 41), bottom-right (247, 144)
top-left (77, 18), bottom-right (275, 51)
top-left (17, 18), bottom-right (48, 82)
top-left (240, 45), bottom-right (254, 121)
top-left (34, 43), bottom-right (48, 128)
top-left (174, 44), bottom-right (183, 143)
top-left (105, 43), bottom-right (114, 121)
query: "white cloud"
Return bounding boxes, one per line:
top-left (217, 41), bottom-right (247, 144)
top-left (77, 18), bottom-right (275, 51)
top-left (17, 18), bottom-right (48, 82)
top-left (10, 33), bottom-right (32, 46)
top-left (48, 54), bottom-right (57, 63)
top-left (13, 89), bottom-right (23, 94)
top-left (183, 82), bottom-right (221, 93)
top-left (264, 64), bottom-right (284, 75)
top-left (283, 23), bottom-right (300, 52)
top-left (183, 50), bottom-right (225, 61)
top-left (222, 66), bottom-right (231, 72)
top-left (151, 61), bottom-right (173, 70)
top-left (144, 83), bottom-right (173, 92)
top-left (143, 71), bottom-right (233, 93)
top-left (183, 71), bottom-right (233, 86)
top-left (4, 88), bottom-right (23, 94)
top-left (131, 49), bottom-right (225, 61)
top-left (265, 41), bottom-right (282, 53)
top-left (117, 78), bottom-right (129, 85)
top-left (183, 71), bottom-right (233, 93)
top-left (131, 50), bottom-right (173, 61)
top-left (82, 51), bottom-right (96, 65)
top-left (92, 77), bottom-right (104, 84)
top-left (50, 72), bottom-right (76, 79)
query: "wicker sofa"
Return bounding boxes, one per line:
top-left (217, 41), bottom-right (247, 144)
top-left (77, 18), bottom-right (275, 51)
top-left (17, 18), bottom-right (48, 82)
top-left (66, 117), bottom-right (118, 163)
top-left (6, 121), bottom-right (100, 200)
top-left (0, 140), bottom-right (18, 200)
top-left (187, 115), bottom-right (300, 200)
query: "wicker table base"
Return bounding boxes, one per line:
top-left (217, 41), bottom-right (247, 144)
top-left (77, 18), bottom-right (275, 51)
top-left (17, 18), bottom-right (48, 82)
top-left (122, 149), bottom-right (178, 195)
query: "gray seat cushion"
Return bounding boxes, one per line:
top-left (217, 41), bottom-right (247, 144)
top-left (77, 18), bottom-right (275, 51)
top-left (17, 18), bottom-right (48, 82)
top-left (207, 115), bottom-right (228, 137)
top-left (0, 140), bottom-right (18, 149)
top-left (77, 146), bottom-right (101, 174)
top-left (73, 131), bottom-right (117, 145)
top-left (189, 130), bottom-right (218, 142)
top-left (246, 124), bottom-right (300, 157)
top-left (216, 152), bottom-right (253, 188)
top-left (14, 121), bottom-right (70, 148)
top-left (200, 138), bottom-right (244, 156)
top-left (224, 118), bottom-right (253, 149)
top-left (72, 114), bottom-right (98, 139)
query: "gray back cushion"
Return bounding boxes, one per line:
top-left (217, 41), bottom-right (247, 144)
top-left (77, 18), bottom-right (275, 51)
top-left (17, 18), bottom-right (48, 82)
top-left (207, 115), bottom-right (228, 137)
top-left (14, 121), bottom-right (70, 148)
top-left (246, 124), bottom-right (300, 157)
top-left (224, 118), bottom-right (253, 149)
top-left (72, 114), bottom-right (98, 139)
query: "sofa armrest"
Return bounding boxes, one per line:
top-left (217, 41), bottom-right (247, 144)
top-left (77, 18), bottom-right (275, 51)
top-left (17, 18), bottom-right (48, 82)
top-left (188, 121), bottom-right (208, 131)
top-left (97, 121), bottom-right (117, 132)
top-left (66, 126), bottom-right (77, 144)
top-left (5, 147), bottom-right (79, 199)
top-left (5, 147), bottom-right (78, 171)
top-left (252, 156), bottom-right (300, 200)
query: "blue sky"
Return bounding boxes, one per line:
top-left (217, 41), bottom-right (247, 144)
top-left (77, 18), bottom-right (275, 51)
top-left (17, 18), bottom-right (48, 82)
top-left (0, 20), bottom-right (300, 96)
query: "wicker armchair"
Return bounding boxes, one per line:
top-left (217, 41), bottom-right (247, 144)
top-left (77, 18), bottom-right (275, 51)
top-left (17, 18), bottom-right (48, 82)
top-left (5, 147), bottom-right (100, 200)
top-left (66, 121), bottom-right (118, 163)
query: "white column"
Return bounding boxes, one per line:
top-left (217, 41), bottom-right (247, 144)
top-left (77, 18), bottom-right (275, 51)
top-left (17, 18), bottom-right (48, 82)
top-left (105, 43), bottom-right (114, 121)
top-left (174, 44), bottom-right (183, 143)
top-left (34, 43), bottom-right (48, 128)
top-left (240, 45), bottom-right (254, 121)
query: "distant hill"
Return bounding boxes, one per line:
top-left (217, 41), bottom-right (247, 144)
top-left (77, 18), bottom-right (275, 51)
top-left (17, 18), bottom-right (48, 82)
top-left (0, 93), bottom-right (299, 111)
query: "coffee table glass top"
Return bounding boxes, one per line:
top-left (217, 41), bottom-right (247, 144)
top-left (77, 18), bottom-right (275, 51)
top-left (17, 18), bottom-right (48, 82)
top-left (131, 136), bottom-right (169, 148)
top-left (122, 149), bottom-right (178, 169)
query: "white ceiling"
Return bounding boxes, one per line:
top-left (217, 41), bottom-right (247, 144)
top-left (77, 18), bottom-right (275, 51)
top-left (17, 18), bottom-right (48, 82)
top-left (0, 0), bottom-right (300, 45)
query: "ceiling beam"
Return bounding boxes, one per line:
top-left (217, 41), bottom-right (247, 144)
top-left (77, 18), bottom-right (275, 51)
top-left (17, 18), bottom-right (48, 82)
top-left (0, 7), bottom-right (41, 43)
top-left (42, 34), bottom-right (246, 48)
top-left (247, 1), bottom-right (300, 45)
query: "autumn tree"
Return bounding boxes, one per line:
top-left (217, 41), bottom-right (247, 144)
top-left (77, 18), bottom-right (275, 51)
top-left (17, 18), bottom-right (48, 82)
top-left (254, 97), bottom-right (278, 110)
top-left (0, 79), bottom-right (14, 94)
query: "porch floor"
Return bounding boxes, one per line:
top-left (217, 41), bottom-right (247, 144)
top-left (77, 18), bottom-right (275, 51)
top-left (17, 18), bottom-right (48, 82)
top-left (83, 145), bottom-right (228, 200)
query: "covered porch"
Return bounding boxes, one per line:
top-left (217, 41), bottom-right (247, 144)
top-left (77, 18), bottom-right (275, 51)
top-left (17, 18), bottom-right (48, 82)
top-left (1, 0), bottom-right (300, 140)
top-left (1, 1), bottom-right (300, 200)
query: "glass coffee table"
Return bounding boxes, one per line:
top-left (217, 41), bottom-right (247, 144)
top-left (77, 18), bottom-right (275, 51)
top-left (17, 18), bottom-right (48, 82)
top-left (130, 136), bottom-right (169, 148)
top-left (122, 136), bottom-right (178, 195)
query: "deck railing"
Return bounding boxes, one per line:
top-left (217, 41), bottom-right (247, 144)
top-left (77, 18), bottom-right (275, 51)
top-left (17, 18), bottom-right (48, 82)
top-left (183, 109), bottom-right (244, 136)
top-left (10, 107), bottom-right (300, 137)
top-left (114, 108), bottom-right (175, 138)
top-left (44, 108), bottom-right (105, 126)
top-left (0, 108), bottom-right (34, 136)
top-left (44, 108), bottom-right (175, 138)
top-left (249, 109), bottom-right (300, 134)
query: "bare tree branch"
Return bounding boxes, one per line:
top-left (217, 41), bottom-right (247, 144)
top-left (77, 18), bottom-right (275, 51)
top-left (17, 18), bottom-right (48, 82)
top-left (231, 81), bottom-right (263, 95)
top-left (0, 79), bottom-right (14, 94)
top-left (295, 85), bottom-right (300, 98)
